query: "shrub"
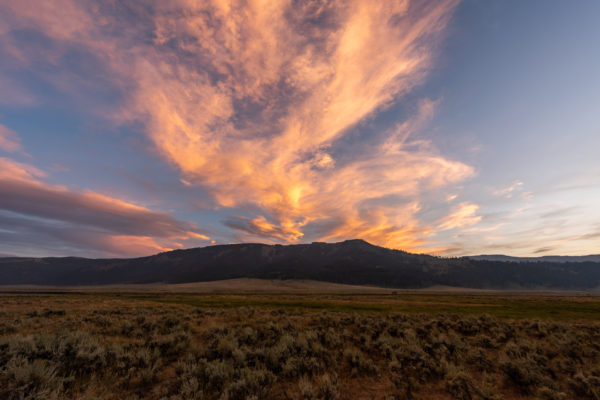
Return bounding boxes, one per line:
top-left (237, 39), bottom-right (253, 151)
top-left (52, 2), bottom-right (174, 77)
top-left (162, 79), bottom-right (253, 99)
top-left (147, 331), bottom-right (190, 360)
top-left (1, 356), bottom-right (61, 398)
top-left (343, 348), bottom-right (377, 377)
top-left (500, 356), bottom-right (546, 394)
top-left (298, 376), bottom-right (316, 400)
top-left (317, 372), bottom-right (339, 400)
top-left (2, 296), bottom-right (599, 399)
top-left (568, 373), bottom-right (600, 399)
top-left (444, 365), bottom-right (473, 400)
top-left (537, 386), bottom-right (568, 400)
top-left (224, 367), bottom-right (275, 400)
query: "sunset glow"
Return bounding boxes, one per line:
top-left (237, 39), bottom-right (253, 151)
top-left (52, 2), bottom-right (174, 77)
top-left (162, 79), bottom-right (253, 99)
top-left (1, 1), bottom-right (599, 257)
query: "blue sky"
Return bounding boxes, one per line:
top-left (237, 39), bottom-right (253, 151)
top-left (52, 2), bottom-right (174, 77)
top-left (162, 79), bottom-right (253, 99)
top-left (0, 0), bottom-right (598, 257)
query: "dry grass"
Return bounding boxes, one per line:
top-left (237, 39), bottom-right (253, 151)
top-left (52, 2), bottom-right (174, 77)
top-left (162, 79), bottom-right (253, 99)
top-left (0, 279), bottom-right (394, 294)
top-left (0, 293), bottom-right (599, 399)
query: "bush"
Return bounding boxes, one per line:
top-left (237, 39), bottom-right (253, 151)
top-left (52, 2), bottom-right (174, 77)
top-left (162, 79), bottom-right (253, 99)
top-left (317, 373), bottom-right (339, 400)
top-left (297, 376), bottom-right (316, 400)
top-left (1, 296), bottom-right (599, 400)
top-left (500, 356), bottom-right (546, 394)
top-left (224, 368), bottom-right (275, 400)
top-left (343, 348), bottom-right (377, 377)
top-left (568, 373), bottom-right (600, 399)
top-left (444, 365), bottom-right (473, 400)
top-left (1, 357), bottom-right (62, 399)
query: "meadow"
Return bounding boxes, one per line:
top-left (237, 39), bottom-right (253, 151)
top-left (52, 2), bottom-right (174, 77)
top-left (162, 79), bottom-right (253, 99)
top-left (1, 286), bottom-right (599, 399)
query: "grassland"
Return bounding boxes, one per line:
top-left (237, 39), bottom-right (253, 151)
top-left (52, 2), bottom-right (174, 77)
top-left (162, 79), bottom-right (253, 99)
top-left (1, 285), bottom-right (599, 399)
top-left (141, 291), bottom-right (600, 321)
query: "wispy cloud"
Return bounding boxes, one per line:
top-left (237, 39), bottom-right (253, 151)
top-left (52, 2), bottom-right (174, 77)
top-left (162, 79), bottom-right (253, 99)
top-left (492, 180), bottom-right (524, 198)
top-left (437, 202), bottom-right (481, 231)
top-left (0, 124), bottom-right (22, 153)
top-left (533, 246), bottom-right (557, 254)
top-left (1, 0), bottom-right (474, 252)
top-left (446, 194), bottom-right (458, 202)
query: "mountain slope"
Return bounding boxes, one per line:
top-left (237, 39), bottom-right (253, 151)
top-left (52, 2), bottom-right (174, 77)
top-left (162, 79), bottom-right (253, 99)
top-left (1, 239), bottom-right (599, 289)
top-left (467, 254), bottom-right (600, 263)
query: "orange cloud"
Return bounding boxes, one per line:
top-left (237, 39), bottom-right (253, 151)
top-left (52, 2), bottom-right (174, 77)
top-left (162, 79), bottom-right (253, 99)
top-left (437, 202), bottom-right (482, 231)
top-left (100, 235), bottom-right (173, 257)
top-left (2, 0), bottom-right (476, 252)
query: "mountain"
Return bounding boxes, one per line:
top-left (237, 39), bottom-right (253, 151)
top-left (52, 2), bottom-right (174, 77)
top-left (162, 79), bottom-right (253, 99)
top-left (467, 254), bottom-right (600, 263)
top-left (1, 239), bottom-right (599, 290)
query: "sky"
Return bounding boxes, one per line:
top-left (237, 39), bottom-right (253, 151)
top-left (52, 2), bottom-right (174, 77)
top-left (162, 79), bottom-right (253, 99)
top-left (0, 0), bottom-right (599, 258)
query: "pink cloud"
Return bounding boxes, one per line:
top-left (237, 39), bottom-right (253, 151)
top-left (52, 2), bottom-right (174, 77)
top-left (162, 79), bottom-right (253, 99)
top-left (0, 125), bottom-right (22, 153)
top-left (0, 156), bottom-right (210, 256)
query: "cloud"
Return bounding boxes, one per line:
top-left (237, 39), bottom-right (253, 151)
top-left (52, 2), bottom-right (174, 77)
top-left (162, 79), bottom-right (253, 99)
top-left (554, 230), bottom-right (600, 243)
top-left (0, 125), bottom-right (22, 153)
top-left (492, 180), bottom-right (524, 198)
top-left (437, 202), bottom-right (482, 231)
top-left (533, 246), bottom-right (557, 254)
top-left (1, 0), bottom-right (473, 252)
top-left (539, 207), bottom-right (577, 219)
top-left (0, 156), bottom-right (210, 257)
top-left (224, 215), bottom-right (304, 243)
top-left (0, 211), bottom-right (168, 257)
top-left (432, 199), bottom-right (600, 257)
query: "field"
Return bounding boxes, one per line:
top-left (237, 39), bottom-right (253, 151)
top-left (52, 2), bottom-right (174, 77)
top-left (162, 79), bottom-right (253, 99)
top-left (1, 281), bottom-right (599, 400)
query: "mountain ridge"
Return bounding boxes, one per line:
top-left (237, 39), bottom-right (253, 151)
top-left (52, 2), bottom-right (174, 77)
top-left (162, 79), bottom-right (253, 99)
top-left (466, 254), bottom-right (600, 263)
top-left (1, 239), bottom-right (599, 290)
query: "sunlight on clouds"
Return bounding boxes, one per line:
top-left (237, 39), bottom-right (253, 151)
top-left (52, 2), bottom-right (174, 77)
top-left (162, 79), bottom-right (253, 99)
top-left (101, 235), bottom-right (173, 256)
top-left (0, 155), bottom-right (210, 256)
top-left (437, 202), bottom-right (482, 231)
top-left (1, 0), bottom-right (476, 251)
top-left (0, 157), bottom-right (45, 180)
top-left (127, 0), bottom-right (467, 250)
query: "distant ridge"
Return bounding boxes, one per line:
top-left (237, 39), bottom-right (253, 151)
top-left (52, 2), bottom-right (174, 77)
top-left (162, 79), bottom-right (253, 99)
top-left (467, 254), bottom-right (600, 263)
top-left (1, 239), bottom-right (600, 290)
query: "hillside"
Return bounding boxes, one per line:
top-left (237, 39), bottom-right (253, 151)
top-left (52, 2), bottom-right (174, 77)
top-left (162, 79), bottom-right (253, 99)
top-left (467, 254), bottom-right (600, 263)
top-left (1, 239), bottom-right (599, 289)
